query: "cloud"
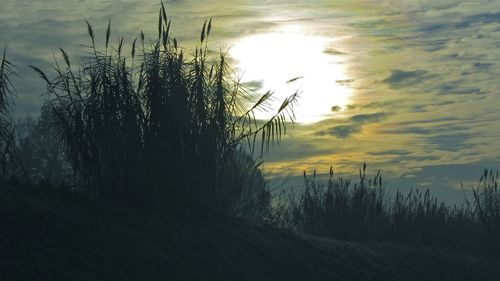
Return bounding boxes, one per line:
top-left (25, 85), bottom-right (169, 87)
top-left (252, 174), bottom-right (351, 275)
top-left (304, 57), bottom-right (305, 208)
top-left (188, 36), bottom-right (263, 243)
top-left (437, 83), bottom-right (482, 95)
top-left (322, 124), bottom-right (362, 139)
top-left (323, 47), bottom-right (346, 56)
top-left (350, 112), bottom-right (389, 123)
top-left (2, 0), bottom-right (500, 203)
top-left (242, 80), bottom-right (264, 91)
top-left (383, 70), bottom-right (430, 88)
top-left (381, 119), bottom-right (473, 152)
top-left (347, 100), bottom-right (405, 111)
top-left (316, 112), bottom-right (391, 138)
top-left (391, 160), bottom-right (500, 203)
top-left (381, 122), bottom-right (466, 135)
top-left (0, 0), bottom-right (270, 115)
top-left (369, 150), bottom-right (411, 156)
top-left (331, 105), bottom-right (341, 112)
top-left (396, 117), bottom-right (459, 126)
top-left (368, 149), bottom-right (440, 165)
top-left (455, 12), bottom-right (500, 29)
top-left (428, 133), bottom-right (472, 152)
top-left (264, 140), bottom-right (332, 162)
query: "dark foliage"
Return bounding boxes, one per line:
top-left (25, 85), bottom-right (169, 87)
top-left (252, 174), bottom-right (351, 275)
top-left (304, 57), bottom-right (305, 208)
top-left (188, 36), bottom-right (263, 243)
top-left (3, 105), bottom-right (70, 184)
top-left (1, 4), bottom-right (499, 262)
top-left (3, 183), bottom-right (499, 281)
top-left (273, 164), bottom-right (500, 257)
top-left (30, 6), bottom-right (296, 219)
top-left (0, 49), bottom-right (16, 179)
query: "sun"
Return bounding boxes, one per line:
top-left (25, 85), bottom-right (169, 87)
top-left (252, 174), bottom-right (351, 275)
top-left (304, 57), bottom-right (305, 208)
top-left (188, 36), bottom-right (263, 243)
top-left (229, 25), bottom-right (352, 124)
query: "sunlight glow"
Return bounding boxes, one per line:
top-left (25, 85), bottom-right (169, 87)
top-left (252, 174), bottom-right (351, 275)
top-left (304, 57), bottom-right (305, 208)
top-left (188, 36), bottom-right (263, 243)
top-left (230, 25), bottom-right (352, 124)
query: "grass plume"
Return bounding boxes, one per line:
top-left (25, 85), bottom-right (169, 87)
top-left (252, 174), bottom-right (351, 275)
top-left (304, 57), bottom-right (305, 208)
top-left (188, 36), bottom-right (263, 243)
top-left (31, 6), bottom-right (296, 219)
top-left (273, 164), bottom-right (500, 257)
top-left (0, 49), bottom-right (16, 178)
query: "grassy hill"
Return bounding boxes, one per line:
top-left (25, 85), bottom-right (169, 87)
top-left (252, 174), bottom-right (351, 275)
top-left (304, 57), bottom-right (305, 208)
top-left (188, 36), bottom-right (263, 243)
top-left (1, 183), bottom-right (499, 281)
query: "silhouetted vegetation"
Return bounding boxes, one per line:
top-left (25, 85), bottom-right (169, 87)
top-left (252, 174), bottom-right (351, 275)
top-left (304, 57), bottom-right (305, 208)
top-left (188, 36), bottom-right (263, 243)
top-left (25, 5), bottom-right (297, 220)
top-left (271, 164), bottom-right (500, 257)
top-left (3, 182), bottom-right (499, 281)
top-left (0, 49), bottom-right (21, 181)
top-left (6, 105), bottom-right (70, 184)
top-left (472, 170), bottom-right (500, 254)
top-left (0, 4), bottom-right (499, 268)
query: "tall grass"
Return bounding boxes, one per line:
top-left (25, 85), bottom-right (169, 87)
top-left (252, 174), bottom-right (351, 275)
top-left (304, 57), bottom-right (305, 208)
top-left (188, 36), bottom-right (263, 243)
top-left (274, 164), bottom-right (500, 257)
top-left (472, 169), bottom-right (500, 255)
top-left (0, 49), bottom-right (16, 179)
top-left (288, 164), bottom-right (387, 240)
top-left (30, 5), bottom-right (296, 219)
top-left (4, 3), bottom-right (499, 258)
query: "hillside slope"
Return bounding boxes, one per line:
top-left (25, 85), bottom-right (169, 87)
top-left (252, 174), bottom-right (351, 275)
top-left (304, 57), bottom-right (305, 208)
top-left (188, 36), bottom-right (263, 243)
top-left (1, 184), bottom-right (499, 281)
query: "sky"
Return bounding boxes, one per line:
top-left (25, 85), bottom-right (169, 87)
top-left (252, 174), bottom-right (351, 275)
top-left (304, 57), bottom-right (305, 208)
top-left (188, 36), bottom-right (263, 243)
top-left (1, 0), bottom-right (500, 201)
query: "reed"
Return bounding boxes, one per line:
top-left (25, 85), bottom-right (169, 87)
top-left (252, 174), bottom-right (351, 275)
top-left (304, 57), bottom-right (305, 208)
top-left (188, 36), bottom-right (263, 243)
top-left (5, 3), bottom-right (498, 258)
top-left (472, 169), bottom-right (500, 255)
top-left (0, 49), bottom-right (16, 178)
top-left (30, 4), bottom-right (296, 219)
top-left (273, 164), bottom-right (499, 257)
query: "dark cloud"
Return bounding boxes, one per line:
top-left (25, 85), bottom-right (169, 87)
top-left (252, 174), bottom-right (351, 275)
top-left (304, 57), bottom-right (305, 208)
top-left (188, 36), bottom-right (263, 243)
top-left (265, 141), bottom-right (332, 162)
top-left (242, 80), bottom-right (264, 91)
top-left (335, 79), bottom-right (353, 86)
top-left (331, 105), bottom-right (341, 112)
top-left (316, 112), bottom-right (391, 138)
top-left (350, 18), bottom-right (388, 29)
top-left (461, 63), bottom-right (494, 75)
top-left (323, 48), bottom-right (346, 56)
top-left (428, 133), bottom-right (472, 152)
top-left (418, 12), bottom-right (500, 34)
top-left (321, 124), bottom-right (361, 139)
top-left (411, 105), bottom-right (428, 113)
top-left (438, 83), bottom-right (482, 95)
top-left (420, 23), bottom-right (449, 34)
top-left (472, 62), bottom-right (493, 72)
top-left (350, 112), bottom-right (389, 123)
top-left (455, 12), bottom-right (500, 29)
top-left (387, 154), bottom-right (440, 163)
top-left (383, 70), bottom-right (430, 88)
top-left (369, 150), bottom-right (439, 164)
top-left (421, 39), bottom-right (449, 52)
top-left (369, 150), bottom-right (411, 156)
top-left (396, 117), bottom-right (459, 126)
top-left (382, 122), bottom-right (466, 135)
top-left (382, 121), bottom-right (472, 152)
top-left (347, 100), bottom-right (404, 111)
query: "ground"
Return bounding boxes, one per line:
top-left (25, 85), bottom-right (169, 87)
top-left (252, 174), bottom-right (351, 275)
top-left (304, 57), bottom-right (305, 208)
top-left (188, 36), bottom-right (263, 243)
top-left (1, 184), bottom-right (499, 281)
